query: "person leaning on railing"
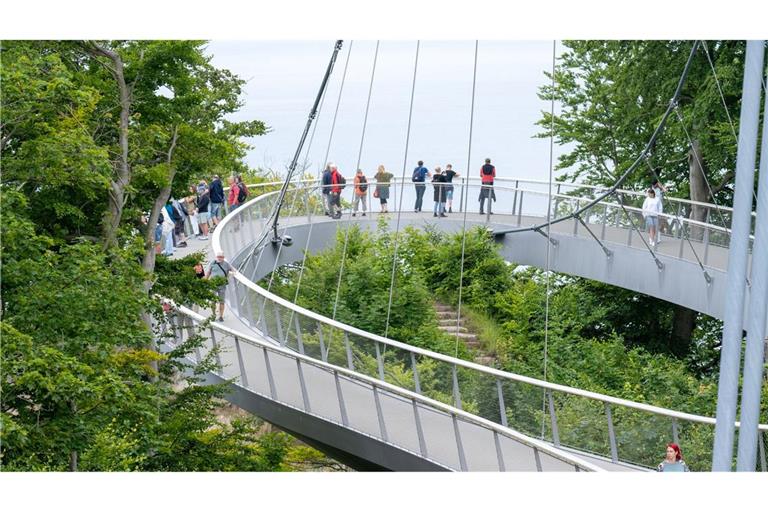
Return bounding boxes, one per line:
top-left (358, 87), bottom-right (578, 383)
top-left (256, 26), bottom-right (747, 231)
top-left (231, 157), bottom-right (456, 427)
top-left (479, 158), bottom-right (496, 215)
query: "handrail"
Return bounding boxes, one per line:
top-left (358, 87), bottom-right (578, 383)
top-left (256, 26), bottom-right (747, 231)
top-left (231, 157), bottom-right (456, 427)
top-left (212, 182), bottom-right (768, 434)
top-left (236, 179), bottom-right (743, 239)
top-left (167, 301), bottom-right (602, 471)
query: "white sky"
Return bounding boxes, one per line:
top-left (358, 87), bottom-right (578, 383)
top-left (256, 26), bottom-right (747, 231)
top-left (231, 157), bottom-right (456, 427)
top-left (206, 40), bottom-right (563, 182)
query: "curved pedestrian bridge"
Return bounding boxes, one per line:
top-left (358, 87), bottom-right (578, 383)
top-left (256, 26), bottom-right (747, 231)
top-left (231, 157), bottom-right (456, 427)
top-left (161, 178), bottom-right (767, 472)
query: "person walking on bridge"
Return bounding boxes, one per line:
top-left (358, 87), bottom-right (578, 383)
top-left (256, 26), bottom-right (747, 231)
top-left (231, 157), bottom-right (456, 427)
top-left (321, 163), bottom-right (333, 216)
top-left (330, 165), bottom-right (344, 219)
top-left (209, 174), bottom-right (224, 228)
top-left (206, 250), bottom-right (238, 322)
top-left (642, 188), bottom-right (662, 248)
top-left (412, 160), bottom-right (430, 212)
top-left (479, 158), bottom-right (496, 215)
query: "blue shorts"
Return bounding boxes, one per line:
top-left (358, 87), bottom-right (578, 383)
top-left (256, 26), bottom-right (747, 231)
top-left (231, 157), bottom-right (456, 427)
top-left (645, 216), bottom-right (658, 229)
top-left (445, 189), bottom-right (454, 200)
top-left (210, 202), bottom-right (223, 219)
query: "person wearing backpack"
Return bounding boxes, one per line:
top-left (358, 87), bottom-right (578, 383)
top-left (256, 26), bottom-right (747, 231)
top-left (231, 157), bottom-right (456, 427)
top-left (236, 175), bottom-right (249, 205)
top-left (412, 160), bottom-right (431, 212)
top-left (352, 169), bottom-right (369, 217)
top-left (478, 158), bottom-right (496, 215)
top-left (330, 165), bottom-right (344, 219)
top-left (205, 250), bottom-right (238, 322)
top-left (321, 163), bottom-right (333, 216)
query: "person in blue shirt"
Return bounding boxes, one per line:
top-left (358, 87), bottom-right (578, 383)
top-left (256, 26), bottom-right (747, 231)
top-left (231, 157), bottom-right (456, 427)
top-left (412, 160), bottom-right (431, 212)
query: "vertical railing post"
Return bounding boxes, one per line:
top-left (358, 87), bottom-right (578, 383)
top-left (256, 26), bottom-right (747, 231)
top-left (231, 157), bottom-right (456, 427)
top-left (296, 358), bottom-right (311, 413)
top-left (209, 326), bottom-right (223, 371)
top-left (547, 390), bottom-right (560, 447)
top-left (517, 191), bottom-right (524, 226)
top-left (601, 204), bottom-right (608, 240)
top-left (343, 332), bottom-right (355, 371)
top-left (375, 342), bottom-right (385, 382)
top-left (263, 347), bottom-right (277, 400)
top-left (294, 315), bottom-right (305, 355)
top-left (459, 178), bottom-right (465, 213)
top-left (410, 351), bottom-right (421, 394)
top-left (493, 431), bottom-right (506, 471)
top-left (452, 364), bottom-right (462, 410)
top-left (672, 418), bottom-right (680, 446)
top-left (496, 379), bottom-right (508, 428)
top-left (317, 322), bottom-right (328, 363)
top-left (703, 209), bottom-right (711, 265)
top-left (412, 398), bottom-right (428, 458)
top-left (372, 385), bottom-right (388, 442)
top-left (334, 370), bottom-right (349, 426)
top-left (234, 335), bottom-right (249, 388)
top-left (452, 414), bottom-right (468, 471)
top-left (274, 304), bottom-right (285, 346)
top-left (605, 403), bottom-right (619, 463)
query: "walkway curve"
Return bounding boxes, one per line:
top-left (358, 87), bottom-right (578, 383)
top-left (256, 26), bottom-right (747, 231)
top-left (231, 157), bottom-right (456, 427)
top-left (178, 179), bottom-right (767, 471)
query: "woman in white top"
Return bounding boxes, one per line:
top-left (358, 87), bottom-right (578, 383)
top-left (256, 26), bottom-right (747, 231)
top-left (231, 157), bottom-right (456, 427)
top-left (642, 188), bottom-right (662, 247)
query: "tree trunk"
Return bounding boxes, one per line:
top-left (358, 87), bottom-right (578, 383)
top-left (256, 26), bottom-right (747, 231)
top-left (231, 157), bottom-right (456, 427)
top-left (671, 305), bottom-right (697, 357)
top-left (141, 126), bottom-right (179, 374)
top-left (688, 138), bottom-right (709, 235)
top-left (81, 42), bottom-right (132, 250)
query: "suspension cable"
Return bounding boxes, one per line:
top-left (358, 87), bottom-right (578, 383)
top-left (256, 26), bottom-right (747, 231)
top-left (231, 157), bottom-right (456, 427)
top-left (541, 40), bottom-right (557, 439)
top-left (331, 41), bottom-right (380, 323)
top-left (701, 40), bottom-right (760, 205)
top-left (384, 40), bottom-right (421, 340)
top-left (673, 104), bottom-right (731, 231)
top-left (454, 40), bottom-right (479, 359)
top-left (322, 41), bottom-right (354, 175)
top-left (493, 41), bottom-right (701, 238)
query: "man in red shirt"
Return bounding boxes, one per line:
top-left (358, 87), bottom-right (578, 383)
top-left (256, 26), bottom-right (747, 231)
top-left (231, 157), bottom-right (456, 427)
top-left (330, 165), bottom-right (344, 218)
top-left (479, 158), bottom-right (496, 215)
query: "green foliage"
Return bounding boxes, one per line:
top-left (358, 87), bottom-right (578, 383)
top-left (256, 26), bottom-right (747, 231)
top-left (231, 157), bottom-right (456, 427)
top-left (538, 40), bottom-right (750, 203)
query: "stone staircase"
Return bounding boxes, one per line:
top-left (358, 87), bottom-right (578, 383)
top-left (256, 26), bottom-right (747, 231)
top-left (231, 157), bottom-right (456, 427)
top-left (434, 302), bottom-right (497, 367)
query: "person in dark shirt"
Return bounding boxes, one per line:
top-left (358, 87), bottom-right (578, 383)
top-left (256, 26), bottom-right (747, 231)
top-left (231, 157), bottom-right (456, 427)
top-left (321, 164), bottom-right (333, 216)
top-left (443, 164), bottom-right (459, 213)
top-left (479, 158), bottom-right (496, 215)
top-left (432, 167), bottom-right (447, 217)
top-left (209, 175), bottom-right (225, 227)
top-left (412, 160), bottom-right (431, 212)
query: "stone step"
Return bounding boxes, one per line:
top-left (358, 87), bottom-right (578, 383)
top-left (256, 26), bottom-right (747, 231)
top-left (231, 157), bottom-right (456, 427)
top-left (437, 325), bottom-right (469, 333)
top-left (436, 311), bottom-right (455, 318)
top-left (435, 305), bottom-right (454, 313)
top-left (474, 356), bottom-right (497, 366)
top-left (451, 332), bottom-right (478, 341)
top-left (437, 318), bottom-right (466, 325)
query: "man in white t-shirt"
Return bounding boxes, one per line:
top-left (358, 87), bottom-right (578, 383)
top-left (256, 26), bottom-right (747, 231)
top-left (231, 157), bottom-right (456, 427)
top-left (642, 188), bottom-right (662, 248)
top-left (206, 250), bottom-right (237, 321)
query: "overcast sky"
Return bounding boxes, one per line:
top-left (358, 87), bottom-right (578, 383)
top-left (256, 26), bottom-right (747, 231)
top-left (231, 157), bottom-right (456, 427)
top-left (205, 40), bottom-right (565, 182)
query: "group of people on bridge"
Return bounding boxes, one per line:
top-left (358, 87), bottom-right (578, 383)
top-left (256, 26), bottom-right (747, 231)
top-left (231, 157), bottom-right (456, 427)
top-left (320, 158), bottom-right (498, 219)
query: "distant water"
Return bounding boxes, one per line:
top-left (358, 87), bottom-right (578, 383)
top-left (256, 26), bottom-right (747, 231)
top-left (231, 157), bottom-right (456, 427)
top-left (206, 40), bottom-right (568, 183)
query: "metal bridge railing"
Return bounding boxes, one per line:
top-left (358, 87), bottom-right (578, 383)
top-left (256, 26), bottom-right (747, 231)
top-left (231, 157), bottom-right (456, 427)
top-left (210, 179), bottom-right (766, 471)
top-left (159, 299), bottom-right (601, 471)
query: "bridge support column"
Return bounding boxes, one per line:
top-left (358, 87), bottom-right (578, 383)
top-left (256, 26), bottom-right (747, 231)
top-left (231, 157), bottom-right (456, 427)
top-left (736, 52), bottom-right (768, 471)
top-left (712, 40), bottom-right (765, 471)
